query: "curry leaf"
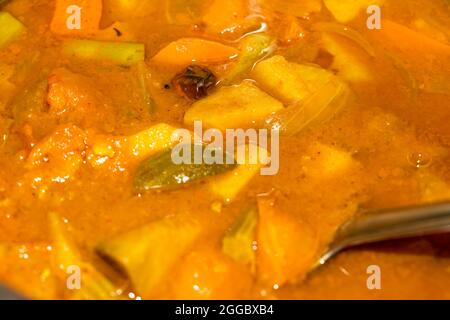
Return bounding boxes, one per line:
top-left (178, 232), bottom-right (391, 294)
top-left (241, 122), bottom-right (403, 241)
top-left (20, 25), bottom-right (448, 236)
top-left (133, 145), bottom-right (236, 191)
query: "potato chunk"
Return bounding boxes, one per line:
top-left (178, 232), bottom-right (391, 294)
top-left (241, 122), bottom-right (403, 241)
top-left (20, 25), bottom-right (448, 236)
top-left (209, 145), bottom-right (271, 202)
top-left (89, 123), bottom-right (180, 167)
top-left (210, 160), bottom-right (261, 202)
top-left (324, 0), bottom-right (384, 23)
top-left (257, 198), bottom-right (319, 286)
top-left (0, 12), bottom-right (25, 49)
top-left (184, 82), bottom-right (283, 130)
top-left (301, 142), bottom-right (356, 178)
top-left (252, 55), bottom-right (335, 105)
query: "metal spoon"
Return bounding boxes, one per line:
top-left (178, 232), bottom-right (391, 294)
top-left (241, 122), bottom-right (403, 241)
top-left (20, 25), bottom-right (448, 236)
top-left (0, 285), bottom-right (24, 300)
top-left (317, 201), bottom-right (450, 267)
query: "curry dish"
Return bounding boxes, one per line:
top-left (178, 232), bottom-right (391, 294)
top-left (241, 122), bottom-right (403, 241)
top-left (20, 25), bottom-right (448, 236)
top-left (0, 0), bottom-right (450, 300)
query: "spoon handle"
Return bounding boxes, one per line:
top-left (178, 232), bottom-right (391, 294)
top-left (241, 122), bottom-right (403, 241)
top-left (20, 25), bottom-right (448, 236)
top-left (320, 201), bottom-right (450, 264)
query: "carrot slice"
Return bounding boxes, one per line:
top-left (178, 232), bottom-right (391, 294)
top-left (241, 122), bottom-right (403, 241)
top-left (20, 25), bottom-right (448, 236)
top-left (50, 0), bottom-right (102, 36)
top-left (152, 38), bottom-right (239, 66)
top-left (374, 20), bottom-right (450, 55)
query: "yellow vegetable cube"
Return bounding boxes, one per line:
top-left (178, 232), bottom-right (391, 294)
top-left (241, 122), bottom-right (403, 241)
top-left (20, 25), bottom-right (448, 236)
top-left (184, 82), bottom-right (284, 130)
top-left (90, 123), bottom-right (180, 166)
top-left (210, 162), bottom-right (261, 202)
top-left (120, 123), bottom-right (179, 159)
top-left (324, 0), bottom-right (385, 23)
top-left (210, 145), bottom-right (270, 202)
top-left (0, 12), bottom-right (25, 49)
top-left (252, 55), bottom-right (335, 105)
top-left (302, 143), bottom-right (356, 178)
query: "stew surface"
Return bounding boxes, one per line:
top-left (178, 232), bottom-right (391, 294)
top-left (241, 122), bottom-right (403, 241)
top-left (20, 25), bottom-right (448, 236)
top-left (0, 0), bottom-right (450, 300)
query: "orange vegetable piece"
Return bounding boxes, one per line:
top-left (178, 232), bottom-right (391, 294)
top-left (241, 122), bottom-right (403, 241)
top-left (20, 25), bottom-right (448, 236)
top-left (50, 0), bottom-right (102, 36)
top-left (151, 38), bottom-right (239, 66)
top-left (374, 20), bottom-right (450, 55)
top-left (170, 247), bottom-right (253, 300)
top-left (256, 198), bottom-right (319, 287)
top-left (202, 0), bottom-right (249, 35)
top-left (278, 16), bottom-right (305, 45)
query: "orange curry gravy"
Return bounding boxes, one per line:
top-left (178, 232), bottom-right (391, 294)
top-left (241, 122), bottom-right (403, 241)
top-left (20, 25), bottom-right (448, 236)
top-left (0, 0), bottom-right (450, 299)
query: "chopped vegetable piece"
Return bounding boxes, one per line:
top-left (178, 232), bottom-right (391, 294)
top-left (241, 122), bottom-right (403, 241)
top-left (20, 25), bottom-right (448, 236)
top-left (171, 247), bottom-right (253, 299)
top-left (210, 161), bottom-right (260, 202)
top-left (172, 65), bottom-right (217, 100)
top-left (202, 0), bottom-right (248, 35)
top-left (252, 55), bottom-right (336, 104)
top-left (136, 61), bottom-right (156, 113)
top-left (152, 38), bottom-right (239, 66)
top-left (266, 76), bottom-right (351, 136)
top-left (51, 0), bottom-right (102, 36)
top-left (90, 123), bottom-right (180, 166)
top-left (374, 20), bottom-right (450, 55)
top-left (105, 0), bottom-right (157, 21)
top-left (321, 33), bottom-right (373, 82)
top-left (119, 124), bottom-right (179, 160)
top-left (62, 40), bottom-right (145, 66)
top-left (222, 206), bottom-right (258, 269)
top-left (134, 144), bottom-right (236, 191)
top-left (256, 198), bottom-right (319, 286)
top-left (49, 212), bottom-right (120, 300)
top-left (98, 217), bottom-right (201, 298)
top-left (278, 16), bottom-right (305, 45)
top-left (0, 11), bottom-right (25, 49)
top-left (258, 0), bottom-right (322, 18)
top-left (324, 0), bottom-right (384, 23)
top-left (184, 81), bottom-right (284, 131)
top-left (209, 145), bottom-right (270, 202)
top-left (222, 33), bottom-right (275, 85)
top-left (313, 22), bottom-right (375, 57)
top-left (301, 143), bottom-right (356, 178)
top-left (371, 20), bottom-right (450, 94)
